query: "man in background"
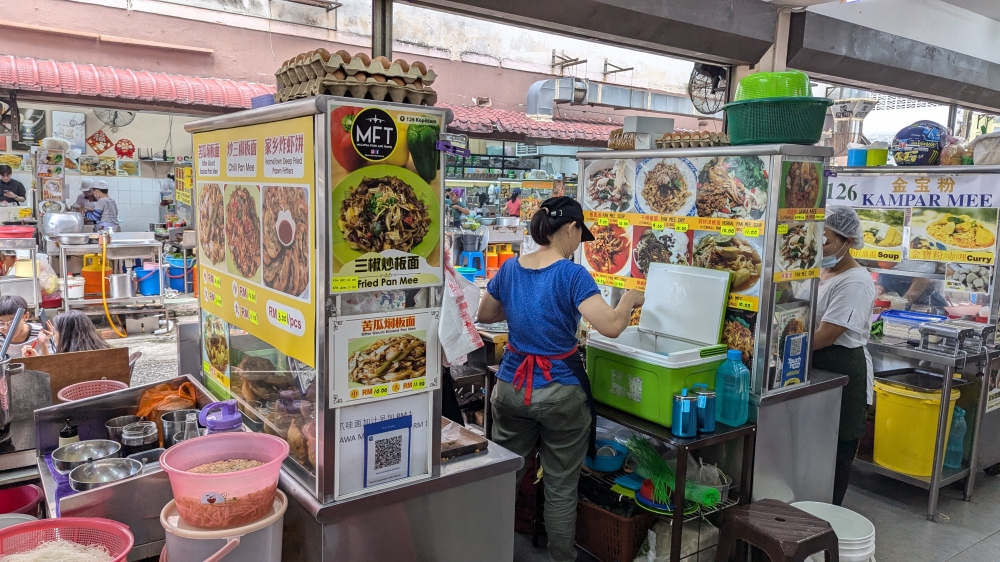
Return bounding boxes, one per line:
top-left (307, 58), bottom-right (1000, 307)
top-left (83, 180), bottom-right (120, 231)
top-left (0, 165), bottom-right (26, 205)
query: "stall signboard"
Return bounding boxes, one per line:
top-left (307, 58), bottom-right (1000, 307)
top-left (328, 100), bottom-right (444, 293)
top-left (334, 391), bottom-right (432, 499)
top-left (193, 116), bottom-right (316, 369)
top-left (831, 172), bottom-right (1000, 265)
top-left (329, 310), bottom-right (440, 407)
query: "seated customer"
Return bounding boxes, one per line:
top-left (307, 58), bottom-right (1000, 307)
top-left (0, 296), bottom-right (53, 358)
top-left (24, 310), bottom-right (109, 357)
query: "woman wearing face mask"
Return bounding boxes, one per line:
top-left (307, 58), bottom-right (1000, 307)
top-left (478, 196), bottom-right (643, 562)
top-left (813, 206), bottom-right (875, 506)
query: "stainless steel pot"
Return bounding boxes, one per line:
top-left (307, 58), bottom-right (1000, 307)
top-left (69, 458), bottom-right (142, 491)
top-left (108, 273), bottom-right (133, 299)
top-left (496, 216), bottom-right (521, 227)
top-left (0, 356), bottom-right (22, 437)
top-left (52, 439), bottom-right (121, 472)
top-left (53, 233), bottom-right (92, 245)
top-left (41, 212), bottom-right (84, 235)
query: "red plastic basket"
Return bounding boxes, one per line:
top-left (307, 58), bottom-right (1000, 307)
top-left (57, 380), bottom-right (129, 403)
top-left (0, 517), bottom-right (133, 562)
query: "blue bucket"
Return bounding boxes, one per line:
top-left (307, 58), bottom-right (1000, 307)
top-left (137, 264), bottom-right (162, 296)
top-left (164, 256), bottom-right (195, 293)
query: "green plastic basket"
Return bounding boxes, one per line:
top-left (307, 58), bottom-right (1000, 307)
top-left (724, 97), bottom-right (833, 145)
top-left (734, 71), bottom-right (811, 101)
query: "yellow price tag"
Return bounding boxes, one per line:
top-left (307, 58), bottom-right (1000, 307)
top-left (413, 379), bottom-right (426, 390)
top-left (213, 276), bottom-right (221, 288)
top-left (720, 225), bottom-right (736, 236)
top-left (742, 227), bottom-right (760, 237)
top-left (674, 223), bottom-right (689, 233)
top-left (202, 361), bottom-right (211, 374)
top-left (794, 213), bottom-right (807, 221)
top-left (331, 276), bottom-right (359, 291)
top-left (651, 221), bottom-right (665, 230)
top-left (814, 213), bottom-right (825, 220)
top-left (213, 294), bottom-right (222, 306)
top-left (372, 386), bottom-right (389, 397)
top-left (736, 299), bottom-right (753, 311)
top-left (612, 278), bottom-right (626, 289)
top-left (246, 289), bottom-right (257, 303)
top-left (276, 310), bottom-right (289, 325)
top-left (617, 218), bottom-right (630, 228)
top-left (594, 275), bottom-right (608, 286)
top-left (597, 217), bottom-right (610, 226)
top-left (777, 224), bottom-right (789, 235)
top-left (249, 310), bottom-right (259, 325)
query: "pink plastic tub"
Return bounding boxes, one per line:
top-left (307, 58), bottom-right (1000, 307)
top-left (159, 433), bottom-right (289, 529)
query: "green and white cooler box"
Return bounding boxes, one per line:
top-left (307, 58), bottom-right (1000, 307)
top-left (586, 263), bottom-right (732, 427)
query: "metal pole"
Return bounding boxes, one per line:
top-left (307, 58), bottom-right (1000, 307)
top-left (965, 354), bottom-right (997, 500)
top-left (947, 104), bottom-right (959, 134)
top-left (372, 0), bottom-right (393, 59)
top-left (927, 365), bottom-right (954, 520)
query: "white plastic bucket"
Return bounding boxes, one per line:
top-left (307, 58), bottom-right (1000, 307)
top-left (160, 489), bottom-right (286, 562)
top-left (59, 276), bottom-right (85, 299)
top-left (795, 501), bottom-right (875, 562)
top-left (0, 514), bottom-right (35, 530)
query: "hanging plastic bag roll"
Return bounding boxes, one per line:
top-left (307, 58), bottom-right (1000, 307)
top-left (439, 250), bottom-right (484, 366)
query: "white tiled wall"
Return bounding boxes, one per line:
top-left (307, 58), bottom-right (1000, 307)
top-left (73, 176), bottom-right (165, 233)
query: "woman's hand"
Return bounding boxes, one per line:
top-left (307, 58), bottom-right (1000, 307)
top-left (21, 347), bottom-right (38, 357)
top-left (35, 321), bottom-right (54, 355)
top-left (580, 289), bottom-right (645, 339)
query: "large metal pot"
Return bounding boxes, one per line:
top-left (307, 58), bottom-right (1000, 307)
top-left (496, 216), bottom-right (521, 227)
top-left (41, 212), bottom-right (84, 235)
top-left (0, 356), bottom-right (22, 438)
top-left (108, 274), bottom-right (134, 299)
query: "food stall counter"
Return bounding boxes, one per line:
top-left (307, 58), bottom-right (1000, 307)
top-left (280, 442), bottom-right (522, 562)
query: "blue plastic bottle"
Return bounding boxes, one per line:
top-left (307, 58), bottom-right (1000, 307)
top-left (944, 406), bottom-right (967, 469)
top-left (715, 349), bottom-right (750, 427)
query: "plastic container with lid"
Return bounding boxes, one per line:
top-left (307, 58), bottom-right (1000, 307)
top-left (587, 264), bottom-right (731, 427)
top-left (715, 350), bottom-right (750, 427)
top-left (880, 309), bottom-right (947, 341)
top-left (199, 400), bottom-right (244, 435)
top-left (671, 389), bottom-right (698, 438)
top-left (159, 433), bottom-right (289, 529)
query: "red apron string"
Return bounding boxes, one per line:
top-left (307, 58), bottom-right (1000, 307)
top-left (506, 343), bottom-right (578, 406)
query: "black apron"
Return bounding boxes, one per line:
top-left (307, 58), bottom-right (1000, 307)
top-left (812, 345), bottom-right (868, 441)
top-left (562, 351), bottom-right (598, 458)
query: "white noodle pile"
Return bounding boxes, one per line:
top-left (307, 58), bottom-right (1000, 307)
top-left (0, 540), bottom-right (113, 562)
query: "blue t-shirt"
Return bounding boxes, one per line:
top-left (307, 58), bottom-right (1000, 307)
top-left (487, 258), bottom-right (600, 388)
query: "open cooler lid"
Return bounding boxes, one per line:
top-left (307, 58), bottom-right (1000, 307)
top-left (639, 263), bottom-right (731, 346)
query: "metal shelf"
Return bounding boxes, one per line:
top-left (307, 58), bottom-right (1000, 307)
top-left (853, 455), bottom-right (970, 490)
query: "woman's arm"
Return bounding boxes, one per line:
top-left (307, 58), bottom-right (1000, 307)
top-left (813, 321), bottom-right (848, 351)
top-left (477, 292), bottom-right (506, 324)
top-left (578, 290), bottom-right (644, 338)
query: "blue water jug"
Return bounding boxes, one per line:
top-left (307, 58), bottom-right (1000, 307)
top-left (716, 349), bottom-right (750, 427)
top-left (944, 406), bottom-right (967, 469)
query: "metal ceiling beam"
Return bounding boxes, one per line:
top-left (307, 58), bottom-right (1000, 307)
top-left (398, 0), bottom-right (778, 66)
top-left (787, 11), bottom-right (1000, 112)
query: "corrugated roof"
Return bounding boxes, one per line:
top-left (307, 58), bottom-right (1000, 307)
top-left (0, 55), bottom-right (274, 110)
top-left (439, 103), bottom-right (621, 143)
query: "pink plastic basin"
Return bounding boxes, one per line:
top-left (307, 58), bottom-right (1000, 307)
top-left (0, 485), bottom-right (42, 515)
top-left (159, 433), bottom-right (289, 529)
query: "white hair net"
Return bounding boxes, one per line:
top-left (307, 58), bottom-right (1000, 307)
top-left (825, 206), bottom-right (864, 250)
top-left (91, 180), bottom-right (110, 191)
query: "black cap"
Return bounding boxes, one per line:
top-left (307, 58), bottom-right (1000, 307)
top-left (540, 196), bottom-right (594, 242)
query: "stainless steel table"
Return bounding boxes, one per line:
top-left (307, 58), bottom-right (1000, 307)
top-left (56, 238), bottom-right (164, 313)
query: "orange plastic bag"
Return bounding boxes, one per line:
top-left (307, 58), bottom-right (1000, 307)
top-left (137, 382), bottom-right (197, 418)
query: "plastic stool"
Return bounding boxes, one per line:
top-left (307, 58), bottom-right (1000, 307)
top-left (460, 251), bottom-right (486, 278)
top-left (714, 499), bottom-right (839, 562)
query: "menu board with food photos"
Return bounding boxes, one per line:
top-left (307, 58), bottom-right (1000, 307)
top-left (193, 115), bottom-right (317, 370)
top-left (580, 150), bottom-right (828, 391)
top-left (328, 100), bottom-right (446, 294)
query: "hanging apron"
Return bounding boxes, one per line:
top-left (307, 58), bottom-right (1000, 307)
top-left (812, 345), bottom-right (868, 441)
top-left (506, 343), bottom-right (598, 457)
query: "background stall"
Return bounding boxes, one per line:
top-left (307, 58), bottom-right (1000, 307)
top-left (184, 95), bottom-right (520, 561)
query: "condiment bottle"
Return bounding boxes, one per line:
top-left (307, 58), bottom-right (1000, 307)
top-left (199, 400), bottom-right (244, 435)
top-left (177, 413), bottom-right (201, 443)
top-left (121, 421), bottom-right (158, 457)
top-left (58, 419), bottom-right (79, 447)
top-left (671, 388), bottom-right (698, 438)
top-left (692, 383), bottom-right (716, 433)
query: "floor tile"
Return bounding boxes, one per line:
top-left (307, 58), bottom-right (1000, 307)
top-left (944, 541), bottom-right (1000, 562)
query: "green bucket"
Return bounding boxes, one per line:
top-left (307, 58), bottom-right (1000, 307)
top-left (724, 97), bottom-right (833, 146)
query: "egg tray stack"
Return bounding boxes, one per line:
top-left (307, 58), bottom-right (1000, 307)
top-left (655, 131), bottom-right (730, 149)
top-left (275, 48), bottom-right (437, 105)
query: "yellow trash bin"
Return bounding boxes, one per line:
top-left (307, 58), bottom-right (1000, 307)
top-left (873, 380), bottom-right (960, 477)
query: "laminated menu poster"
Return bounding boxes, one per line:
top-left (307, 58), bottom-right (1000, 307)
top-left (769, 302), bottom-right (810, 390)
top-left (851, 209), bottom-right (905, 263)
top-left (773, 221), bottom-right (820, 282)
top-left (201, 309), bottom-right (231, 398)
top-left (329, 100), bottom-right (444, 293)
top-left (777, 160), bottom-right (826, 219)
top-left (908, 207), bottom-right (998, 265)
top-left (193, 116), bottom-right (316, 368)
top-left (330, 310), bottom-right (440, 407)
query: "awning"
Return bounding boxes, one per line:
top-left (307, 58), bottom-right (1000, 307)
top-left (0, 55), bottom-right (275, 115)
top-left (440, 103), bottom-right (620, 145)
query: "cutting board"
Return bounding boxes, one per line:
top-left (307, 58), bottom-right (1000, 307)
top-left (440, 419), bottom-right (488, 460)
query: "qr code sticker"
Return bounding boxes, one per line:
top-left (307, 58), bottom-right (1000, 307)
top-left (789, 335), bottom-right (803, 357)
top-left (374, 435), bottom-right (403, 470)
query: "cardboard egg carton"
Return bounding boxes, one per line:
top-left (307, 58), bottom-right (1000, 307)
top-left (275, 48), bottom-right (437, 105)
top-left (655, 131), bottom-right (730, 149)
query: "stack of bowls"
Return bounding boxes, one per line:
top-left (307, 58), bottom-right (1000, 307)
top-left (793, 501), bottom-right (875, 562)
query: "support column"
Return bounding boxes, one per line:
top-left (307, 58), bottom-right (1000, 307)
top-left (372, 0), bottom-right (393, 59)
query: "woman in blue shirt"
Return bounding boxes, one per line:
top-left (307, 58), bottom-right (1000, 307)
top-left (478, 196), bottom-right (642, 562)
